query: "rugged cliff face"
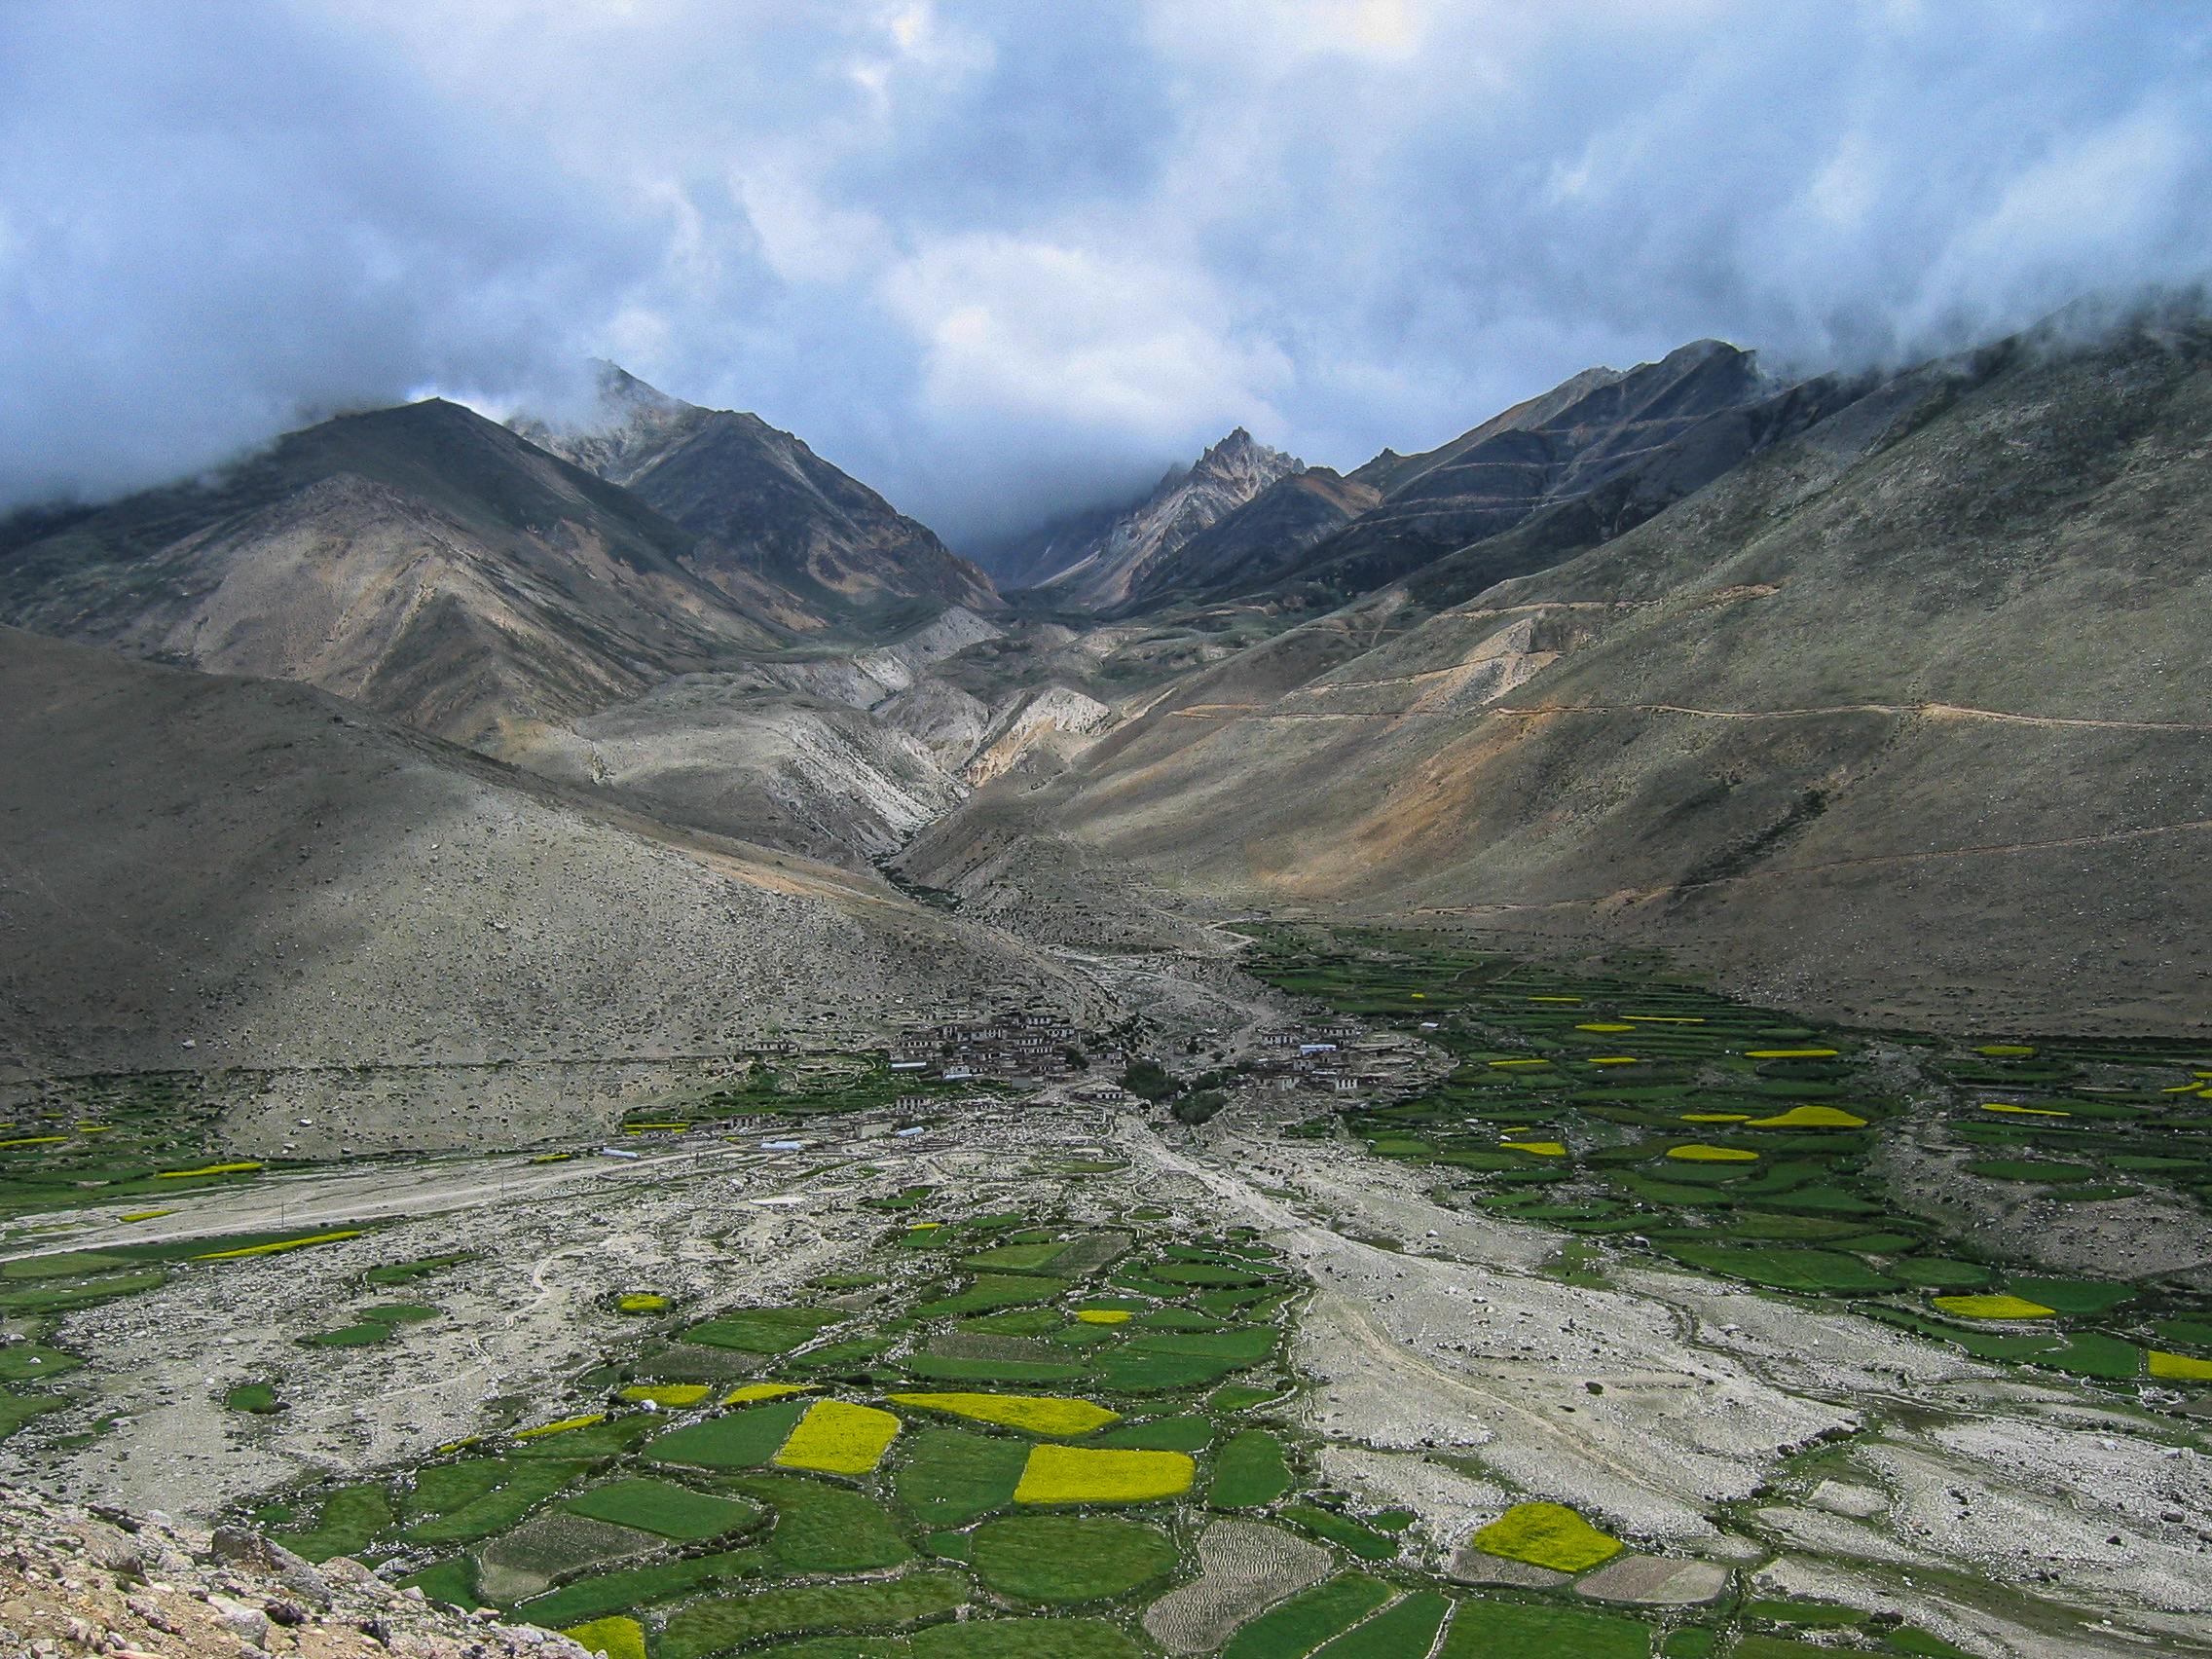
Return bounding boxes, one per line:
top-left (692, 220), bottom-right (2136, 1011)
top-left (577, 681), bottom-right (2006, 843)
top-left (908, 320), bottom-right (2212, 1032)
top-left (515, 364), bottom-right (999, 619)
top-left (993, 428), bottom-right (1305, 608)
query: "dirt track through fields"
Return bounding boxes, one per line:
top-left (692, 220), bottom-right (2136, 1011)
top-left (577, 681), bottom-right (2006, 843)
top-left (1, 1141), bottom-right (789, 1263)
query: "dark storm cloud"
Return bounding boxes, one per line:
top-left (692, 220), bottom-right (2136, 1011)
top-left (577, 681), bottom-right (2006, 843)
top-left (6, 2), bottom-right (2211, 543)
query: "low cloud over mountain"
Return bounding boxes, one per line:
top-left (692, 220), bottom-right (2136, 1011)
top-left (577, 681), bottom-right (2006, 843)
top-left (6, 4), bottom-right (2212, 544)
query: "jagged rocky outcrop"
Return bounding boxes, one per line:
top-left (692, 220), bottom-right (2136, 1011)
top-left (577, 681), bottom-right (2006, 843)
top-left (1000, 429), bottom-right (1304, 608)
top-left (516, 364), bottom-right (999, 618)
top-left (0, 1483), bottom-right (590, 1659)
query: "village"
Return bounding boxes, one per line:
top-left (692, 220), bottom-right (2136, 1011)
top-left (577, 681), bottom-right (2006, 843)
top-left (876, 1007), bottom-right (1437, 1106)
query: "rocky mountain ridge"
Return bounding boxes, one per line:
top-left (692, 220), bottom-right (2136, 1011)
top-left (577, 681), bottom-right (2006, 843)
top-left (0, 391), bottom-right (1057, 873)
top-left (8, 313), bottom-right (2210, 1057)
top-left (514, 364), bottom-right (998, 620)
top-left (0, 1483), bottom-right (583, 1659)
top-left (1194, 339), bottom-right (1829, 608)
top-left (0, 399), bottom-right (816, 756)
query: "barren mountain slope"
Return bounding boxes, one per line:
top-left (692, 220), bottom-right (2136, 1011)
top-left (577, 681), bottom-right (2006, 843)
top-left (1220, 341), bottom-right (1825, 605)
top-left (505, 608), bottom-right (1010, 866)
top-left (911, 322), bottom-right (2212, 1032)
top-left (516, 365), bottom-right (998, 617)
top-left (0, 627), bottom-right (1091, 1109)
top-left (0, 400), bottom-right (815, 753)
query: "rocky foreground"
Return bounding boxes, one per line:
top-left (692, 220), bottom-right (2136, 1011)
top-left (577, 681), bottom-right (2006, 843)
top-left (0, 1484), bottom-right (592, 1659)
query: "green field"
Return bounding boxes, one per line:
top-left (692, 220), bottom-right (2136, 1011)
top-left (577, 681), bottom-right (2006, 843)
top-left (1440, 1601), bottom-right (1651, 1659)
top-left (647, 1401), bottom-right (814, 1470)
top-left (274, 1484), bottom-right (399, 1562)
top-left (894, 1427), bottom-right (1033, 1529)
top-left (910, 1620), bottom-right (1143, 1659)
top-left (725, 1475), bottom-right (914, 1573)
top-left (563, 1478), bottom-right (762, 1540)
top-left (401, 1460), bottom-right (590, 1545)
top-left (969, 1515), bottom-right (1177, 1603)
top-left (661, 1573), bottom-right (968, 1659)
top-left (1221, 1573), bottom-right (1396, 1659)
top-left (510, 1551), bottom-right (761, 1627)
top-left (1654, 1245), bottom-right (1899, 1295)
top-left (1208, 1429), bottom-right (1294, 1507)
top-left (1308, 1591), bottom-right (1450, 1659)
top-left (687, 1308), bottom-right (847, 1354)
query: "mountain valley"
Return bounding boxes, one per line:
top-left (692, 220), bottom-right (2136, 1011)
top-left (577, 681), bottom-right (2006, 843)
top-left (6, 316), bottom-right (2212, 1659)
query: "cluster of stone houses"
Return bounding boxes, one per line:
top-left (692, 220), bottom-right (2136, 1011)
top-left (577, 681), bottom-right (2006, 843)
top-left (888, 1011), bottom-right (1084, 1085)
top-left (1251, 1020), bottom-right (1418, 1093)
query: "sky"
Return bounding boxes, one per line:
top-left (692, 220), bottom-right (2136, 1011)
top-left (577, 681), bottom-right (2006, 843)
top-left (5, 2), bottom-right (2212, 547)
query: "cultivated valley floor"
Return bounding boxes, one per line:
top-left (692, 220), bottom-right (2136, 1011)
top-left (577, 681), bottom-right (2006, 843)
top-left (4, 935), bottom-right (2211, 1659)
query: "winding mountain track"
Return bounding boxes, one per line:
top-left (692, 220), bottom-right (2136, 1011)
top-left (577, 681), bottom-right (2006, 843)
top-left (1168, 697), bottom-right (2212, 731)
top-left (1491, 700), bottom-right (2212, 733)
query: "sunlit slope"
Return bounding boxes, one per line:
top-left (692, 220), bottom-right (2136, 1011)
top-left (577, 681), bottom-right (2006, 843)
top-left (1035, 323), bottom-right (2212, 1030)
top-left (0, 626), bottom-right (1087, 1086)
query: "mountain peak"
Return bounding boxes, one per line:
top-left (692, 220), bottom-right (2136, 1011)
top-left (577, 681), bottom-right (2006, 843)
top-left (1194, 424), bottom-right (1291, 491)
top-left (1199, 424), bottom-right (1278, 457)
top-left (1000, 428), bottom-right (1303, 608)
top-left (582, 358), bottom-right (705, 424)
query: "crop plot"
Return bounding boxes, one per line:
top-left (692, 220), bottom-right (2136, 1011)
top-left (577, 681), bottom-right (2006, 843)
top-left (969, 1515), bottom-right (1177, 1603)
top-left (563, 1478), bottom-right (762, 1540)
top-left (687, 1308), bottom-right (847, 1354)
top-left (1013, 1446), bottom-right (1197, 1504)
top-left (894, 1426), bottom-right (1034, 1529)
top-left (647, 1400), bottom-right (815, 1469)
top-left (659, 1573), bottom-right (968, 1659)
top-left (724, 1476), bottom-right (913, 1572)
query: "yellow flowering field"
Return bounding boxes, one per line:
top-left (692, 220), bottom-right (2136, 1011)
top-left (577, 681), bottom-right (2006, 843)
top-left (562, 1616), bottom-right (645, 1659)
top-left (621, 1384), bottom-right (711, 1407)
top-left (887, 1392), bottom-right (1120, 1436)
top-left (1746, 1106), bottom-right (1866, 1127)
top-left (723, 1382), bottom-right (817, 1405)
top-left (1932, 1295), bottom-right (2055, 1319)
top-left (773, 1400), bottom-right (902, 1473)
top-left (1014, 1445), bottom-right (1195, 1504)
top-left (1471, 1502), bottom-right (1622, 1572)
